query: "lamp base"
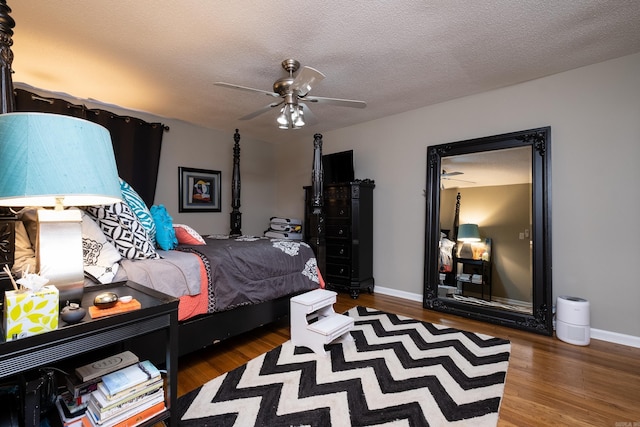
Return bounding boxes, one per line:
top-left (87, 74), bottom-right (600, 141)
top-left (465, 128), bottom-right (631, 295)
top-left (36, 209), bottom-right (85, 306)
top-left (458, 243), bottom-right (474, 259)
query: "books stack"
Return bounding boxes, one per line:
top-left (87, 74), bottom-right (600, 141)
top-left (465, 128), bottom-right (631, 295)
top-left (83, 360), bottom-right (165, 427)
top-left (64, 351), bottom-right (140, 420)
top-left (264, 217), bottom-right (303, 240)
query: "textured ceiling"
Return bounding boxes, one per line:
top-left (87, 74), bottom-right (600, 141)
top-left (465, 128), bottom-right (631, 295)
top-left (8, 1), bottom-right (640, 144)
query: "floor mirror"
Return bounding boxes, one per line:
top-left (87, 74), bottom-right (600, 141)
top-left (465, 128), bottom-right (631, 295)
top-left (423, 127), bottom-right (553, 335)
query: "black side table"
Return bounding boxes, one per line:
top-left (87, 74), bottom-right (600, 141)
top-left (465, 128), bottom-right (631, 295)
top-left (0, 280), bottom-right (179, 427)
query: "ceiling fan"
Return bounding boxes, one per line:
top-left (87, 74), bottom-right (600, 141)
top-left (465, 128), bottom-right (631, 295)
top-left (441, 170), bottom-right (476, 188)
top-left (214, 59), bottom-right (366, 129)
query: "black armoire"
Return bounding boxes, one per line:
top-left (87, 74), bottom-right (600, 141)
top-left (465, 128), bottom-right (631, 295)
top-left (304, 180), bottom-right (375, 298)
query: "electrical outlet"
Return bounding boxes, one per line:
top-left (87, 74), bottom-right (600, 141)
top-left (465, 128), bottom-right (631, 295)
top-left (519, 232), bottom-right (525, 240)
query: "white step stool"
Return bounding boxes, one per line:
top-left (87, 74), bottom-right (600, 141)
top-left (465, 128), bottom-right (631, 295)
top-left (290, 289), bottom-right (354, 356)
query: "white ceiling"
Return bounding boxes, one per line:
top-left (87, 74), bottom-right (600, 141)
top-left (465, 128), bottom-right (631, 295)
top-left (441, 146), bottom-right (531, 189)
top-left (9, 1), bottom-right (640, 144)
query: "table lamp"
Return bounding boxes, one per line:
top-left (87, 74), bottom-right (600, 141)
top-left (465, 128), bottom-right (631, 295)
top-left (0, 112), bottom-right (122, 304)
top-left (457, 223), bottom-right (481, 259)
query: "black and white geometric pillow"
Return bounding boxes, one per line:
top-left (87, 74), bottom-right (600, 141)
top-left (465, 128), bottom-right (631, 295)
top-left (84, 202), bottom-right (160, 260)
top-left (80, 211), bottom-right (121, 283)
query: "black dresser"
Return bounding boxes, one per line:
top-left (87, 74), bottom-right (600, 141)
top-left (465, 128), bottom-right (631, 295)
top-left (304, 180), bottom-right (375, 298)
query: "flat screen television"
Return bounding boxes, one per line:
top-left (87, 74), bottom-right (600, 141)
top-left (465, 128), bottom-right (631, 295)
top-left (322, 150), bottom-right (354, 185)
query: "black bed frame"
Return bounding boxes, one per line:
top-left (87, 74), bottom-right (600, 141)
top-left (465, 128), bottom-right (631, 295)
top-left (0, 4), bottom-right (326, 358)
top-left (171, 131), bottom-right (325, 357)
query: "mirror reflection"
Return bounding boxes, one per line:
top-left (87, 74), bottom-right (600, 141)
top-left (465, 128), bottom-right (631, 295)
top-left (423, 127), bottom-right (552, 335)
top-left (438, 147), bottom-right (533, 314)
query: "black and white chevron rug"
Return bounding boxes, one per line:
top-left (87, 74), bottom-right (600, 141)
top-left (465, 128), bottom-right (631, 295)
top-left (176, 306), bottom-right (511, 426)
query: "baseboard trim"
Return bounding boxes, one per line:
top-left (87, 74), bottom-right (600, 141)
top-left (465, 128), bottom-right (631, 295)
top-left (590, 328), bottom-right (640, 348)
top-left (374, 286), bottom-right (640, 349)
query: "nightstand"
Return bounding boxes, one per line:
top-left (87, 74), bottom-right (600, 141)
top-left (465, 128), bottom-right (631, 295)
top-left (0, 281), bottom-right (179, 427)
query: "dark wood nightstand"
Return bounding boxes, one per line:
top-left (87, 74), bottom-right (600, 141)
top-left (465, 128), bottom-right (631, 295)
top-left (0, 281), bottom-right (179, 427)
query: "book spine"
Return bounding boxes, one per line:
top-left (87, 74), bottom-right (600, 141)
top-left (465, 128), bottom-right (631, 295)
top-left (111, 402), bottom-right (165, 427)
top-left (95, 379), bottom-right (162, 407)
top-left (86, 400), bottom-right (165, 427)
top-left (92, 386), bottom-right (163, 418)
top-left (98, 393), bottom-right (163, 423)
top-left (101, 361), bottom-right (160, 396)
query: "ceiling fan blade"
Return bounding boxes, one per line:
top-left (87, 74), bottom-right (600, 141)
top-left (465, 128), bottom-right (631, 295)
top-left (444, 177), bottom-right (476, 184)
top-left (304, 95), bottom-right (367, 109)
top-left (214, 82), bottom-right (280, 97)
top-left (300, 103), bottom-right (318, 125)
top-left (290, 66), bottom-right (325, 96)
top-left (239, 102), bottom-right (283, 120)
top-left (442, 171), bottom-right (463, 177)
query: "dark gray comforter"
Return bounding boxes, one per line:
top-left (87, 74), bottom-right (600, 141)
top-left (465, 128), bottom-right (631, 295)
top-left (178, 236), bottom-right (320, 312)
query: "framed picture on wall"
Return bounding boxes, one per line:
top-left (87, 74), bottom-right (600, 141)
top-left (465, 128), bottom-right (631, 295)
top-left (179, 167), bottom-right (221, 212)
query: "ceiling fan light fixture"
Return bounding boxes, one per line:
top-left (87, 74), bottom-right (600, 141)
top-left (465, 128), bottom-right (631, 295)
top-left (277, 103), bottom-right (304, 129)
top-left (293, 105), bottom-right (305, 127)
top-left (277, 105), bottom-right (289, 127)
top-left (217, 59), bottom-right (366, 126)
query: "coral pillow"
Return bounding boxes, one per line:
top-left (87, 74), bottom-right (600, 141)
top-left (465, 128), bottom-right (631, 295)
top-left (173, 224), bottom-right (206, 245)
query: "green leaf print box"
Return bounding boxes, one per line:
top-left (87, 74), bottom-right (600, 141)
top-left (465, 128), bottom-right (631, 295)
top-left (3, 285), bottom-right (59, 341)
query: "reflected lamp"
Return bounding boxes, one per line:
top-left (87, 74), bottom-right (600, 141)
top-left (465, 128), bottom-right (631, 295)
top-left (457, 223), bottom-right (481, 259)
top-left (0, 113), bottom-right (122, 304)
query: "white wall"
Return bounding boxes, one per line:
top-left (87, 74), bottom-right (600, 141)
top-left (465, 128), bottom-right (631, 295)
top-left (277, 53), bottom-right (640, 338)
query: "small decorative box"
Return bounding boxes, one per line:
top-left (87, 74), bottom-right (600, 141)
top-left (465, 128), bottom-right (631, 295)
top-left (3, 285), bottom-right (59, 341)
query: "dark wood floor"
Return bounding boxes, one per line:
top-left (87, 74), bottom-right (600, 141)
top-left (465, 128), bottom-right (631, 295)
top-left (173, 292), bottom-right (640, 426)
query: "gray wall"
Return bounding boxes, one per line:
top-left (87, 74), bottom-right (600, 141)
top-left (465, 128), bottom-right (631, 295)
top-left (22, 53), bottom-right (640, 340)
top-left (276, 52), bottom-right (640, 339)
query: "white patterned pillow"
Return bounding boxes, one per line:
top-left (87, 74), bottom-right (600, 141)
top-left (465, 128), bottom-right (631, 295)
top-left (80, 211), bottom-right (121, 283)
top-left (120, 178), bottom-right (156, 244)
top-left (84, 203), bottom-right (160, 260)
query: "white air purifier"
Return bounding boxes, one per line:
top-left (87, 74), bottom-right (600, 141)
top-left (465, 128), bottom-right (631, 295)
top-left (556, 296), bottom-right (590, 346)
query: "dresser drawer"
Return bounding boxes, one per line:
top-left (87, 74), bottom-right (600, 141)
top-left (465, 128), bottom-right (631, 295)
top-left (326, 241), bottom-right (351, 258)
top-left (324, 185), bottom-right (351, 200)
top-left (326, 262), bottom-right (350, 279)
top-left (326, 224), bottom-right (350, 238)
top-left (324, 203), bottom-right (350, 219)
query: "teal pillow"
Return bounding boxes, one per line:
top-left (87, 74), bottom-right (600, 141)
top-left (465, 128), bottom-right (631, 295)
top-left (151, 205), bottom-right (178, 250)
top-left (120, 178), bottom-right (156, 244)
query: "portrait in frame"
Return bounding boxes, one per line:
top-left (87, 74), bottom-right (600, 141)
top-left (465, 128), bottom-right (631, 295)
top-left (179, 167), bottom-right (221, 212)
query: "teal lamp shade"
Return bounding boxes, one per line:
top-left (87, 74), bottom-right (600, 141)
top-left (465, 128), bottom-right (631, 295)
top-left (457, 223), bottom-right (481, 242)
top-left (0, 112), bottom-right (121, 208)
top-left (0, 112), bottom-right (122, 304)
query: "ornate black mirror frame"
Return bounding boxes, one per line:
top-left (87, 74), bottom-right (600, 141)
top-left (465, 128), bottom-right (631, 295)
top-left (423, 127), bottom-right (553, 335)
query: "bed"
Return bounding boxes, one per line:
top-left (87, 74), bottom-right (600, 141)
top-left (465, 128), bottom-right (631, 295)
top-left (108, 234), bottom-right (322, 357)
top-left (86, 130), bottom-right (325, 358)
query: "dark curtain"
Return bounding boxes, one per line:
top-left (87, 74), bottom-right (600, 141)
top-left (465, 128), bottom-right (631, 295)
top-left (14, 88), bottom-right (166, 207)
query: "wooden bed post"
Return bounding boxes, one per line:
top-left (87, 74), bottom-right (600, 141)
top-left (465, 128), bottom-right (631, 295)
top-left (311, 133), bottom-right (326, 275)
top-left (0, 0), bottom-right (15, 113)
top-left (230, 129), bottom-right (242, 236)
